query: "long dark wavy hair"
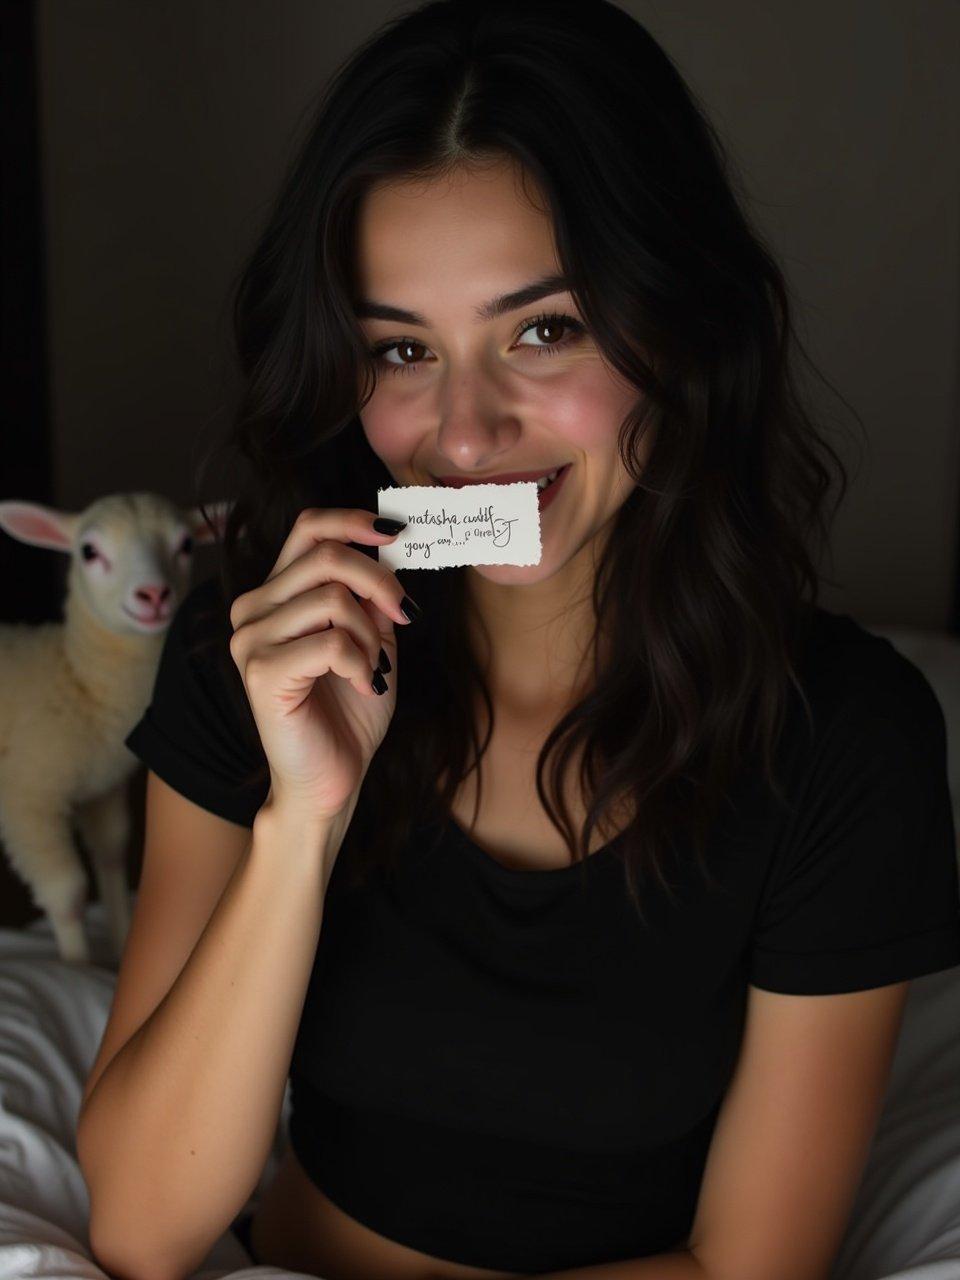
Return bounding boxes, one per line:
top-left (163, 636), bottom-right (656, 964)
top-left (187, 0), bottom-right (860, 924)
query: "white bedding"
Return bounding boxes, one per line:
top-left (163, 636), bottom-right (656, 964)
top-left (0, 903), bottom-right (296, 1279)
top-left (0, 900), bottom-right (958, 1280)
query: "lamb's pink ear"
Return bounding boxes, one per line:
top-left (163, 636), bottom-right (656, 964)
top-left (187, 501), bottom-right (232, 545)
top-left (0, 500), bottom-right (79, 552)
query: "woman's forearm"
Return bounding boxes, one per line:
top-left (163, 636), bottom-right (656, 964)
top-left (528, 1248), bottom-right (707, 1280)
top-left (77, 797), bottom-right (350, 1280)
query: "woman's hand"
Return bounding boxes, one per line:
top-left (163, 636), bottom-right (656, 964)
top-left (227, 507), bottom-right (418, 823)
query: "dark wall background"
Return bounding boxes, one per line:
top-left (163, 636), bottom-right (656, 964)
top-left (1, 1), bottom-right (56, 624)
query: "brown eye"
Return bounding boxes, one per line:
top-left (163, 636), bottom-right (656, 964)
top-left (514, 311), bottom-right (586, 356)
top-left (370, 338), bottom-right (430, 376)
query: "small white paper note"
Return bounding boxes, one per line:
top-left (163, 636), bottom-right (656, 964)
top-left (377, 482), bottom-right (543, 570)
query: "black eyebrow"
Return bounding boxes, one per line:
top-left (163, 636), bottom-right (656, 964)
top-left (353, 273), bottom-right (573, 326)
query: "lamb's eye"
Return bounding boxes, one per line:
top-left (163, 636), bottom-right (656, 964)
top-left (81, 543), bottom-right (98, 562)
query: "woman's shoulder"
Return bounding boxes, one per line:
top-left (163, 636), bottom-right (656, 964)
top-left (175, 572), bottom-right (234, 645)
top-left (156, 572), bottom-right (248, 687)
top-left (794, 603), bottom-right (946, 754)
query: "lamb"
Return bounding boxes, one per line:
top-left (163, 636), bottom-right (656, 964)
top-left (0, 491), bottom-right (228, 967)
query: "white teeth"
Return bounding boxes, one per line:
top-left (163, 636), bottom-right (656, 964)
top-left (536, 469), bottom-right (560, 490)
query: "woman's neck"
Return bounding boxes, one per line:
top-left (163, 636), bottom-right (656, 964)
top-left (464, 541), bottom-right (602, 715)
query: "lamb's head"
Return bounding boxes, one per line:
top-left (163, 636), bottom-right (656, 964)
top-left (0, 491), bottom-right (229, 634)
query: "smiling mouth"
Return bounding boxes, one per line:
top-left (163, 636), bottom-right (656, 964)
top-left (432, 464), bottom-right (571, 490)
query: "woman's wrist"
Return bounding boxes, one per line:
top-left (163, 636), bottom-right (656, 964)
top-left (252, 790), bottom-right (354, 875)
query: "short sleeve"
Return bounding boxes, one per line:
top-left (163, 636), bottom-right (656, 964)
top-left (748, 654), bottom-right (960, 994)
top-left (124, 575), bottom-right (269, 828)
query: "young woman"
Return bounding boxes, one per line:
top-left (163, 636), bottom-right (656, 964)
top-left (77, 2), bottom-right (960, 1279)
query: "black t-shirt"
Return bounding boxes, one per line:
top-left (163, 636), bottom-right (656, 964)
top-left (124, 573), bottom-right (960, 1273)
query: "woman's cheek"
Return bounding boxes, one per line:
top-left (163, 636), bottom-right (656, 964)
top-left (529, 375), bottom-right (632, 454)
top-left (359, 402), bottom-right (385, 445)
top-left (358, 404), bottom-right (416, 474)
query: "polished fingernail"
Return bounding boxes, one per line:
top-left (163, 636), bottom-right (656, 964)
top-left (376, 647), bottom-right (391, 675)
top-left (374, 517), bottom-right (407, 535)
top-left (399, 594), bottom-right (422, 622)
top-left (371, 668), bottom-right (389, 695)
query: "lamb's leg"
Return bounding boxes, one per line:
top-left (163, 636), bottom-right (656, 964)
top-left (0, 796), bottom-right (89, 964)
top-left (75, 783), bottom-right (132, 965)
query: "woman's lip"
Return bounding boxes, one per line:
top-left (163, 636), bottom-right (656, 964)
top-left (538, 462), bottom-right (571, 511)
top-left (431, 465), bottom-right (570, 487)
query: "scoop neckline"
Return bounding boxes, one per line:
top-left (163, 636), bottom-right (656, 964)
top-left (446, 813), bottom-right (621, 885)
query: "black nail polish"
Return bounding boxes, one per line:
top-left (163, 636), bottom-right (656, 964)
top-left (377, 646), bottom-right (392, 675)
top-left (399, 594), bottom-right (423, 622)
top-left (371, 668), bottom-right (389, 695)
top-left (374, 517), bottom-right (407, 534)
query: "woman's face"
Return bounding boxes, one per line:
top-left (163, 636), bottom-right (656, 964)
top-left (353, 159), bottom-right (647, 587)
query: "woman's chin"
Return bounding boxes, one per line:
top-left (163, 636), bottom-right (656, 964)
top-left (466, 551), bottom-right (566, 587)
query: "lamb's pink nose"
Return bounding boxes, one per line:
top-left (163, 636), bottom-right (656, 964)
top-left (134, 584), bottom-right (171, 617)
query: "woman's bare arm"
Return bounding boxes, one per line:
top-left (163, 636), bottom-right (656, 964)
top-left (77, 796), bottom-right (352, 1280)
